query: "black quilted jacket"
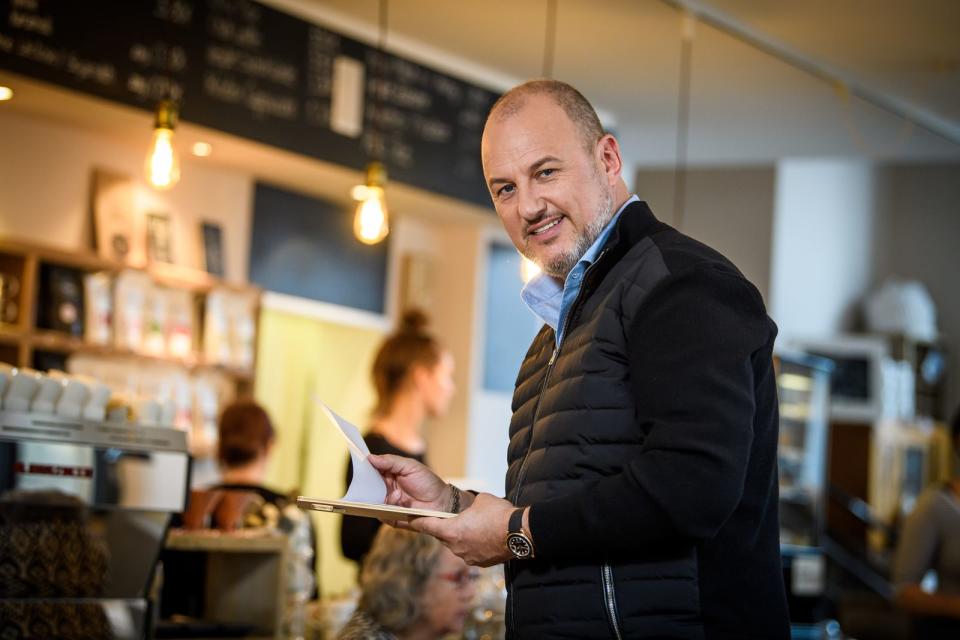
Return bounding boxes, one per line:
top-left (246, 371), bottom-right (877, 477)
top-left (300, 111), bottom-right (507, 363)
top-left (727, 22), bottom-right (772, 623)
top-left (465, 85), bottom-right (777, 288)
top-left (504, 201), bottom-right (789, 639)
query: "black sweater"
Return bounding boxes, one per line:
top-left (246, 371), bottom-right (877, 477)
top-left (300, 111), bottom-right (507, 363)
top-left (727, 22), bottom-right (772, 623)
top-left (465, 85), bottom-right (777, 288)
top-left (507, 200), bottom-right (788, 638)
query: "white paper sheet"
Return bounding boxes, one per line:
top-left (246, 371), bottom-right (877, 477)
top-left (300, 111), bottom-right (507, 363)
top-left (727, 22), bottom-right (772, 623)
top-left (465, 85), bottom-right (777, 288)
top-left (315, 399), bottom-right (387, 504)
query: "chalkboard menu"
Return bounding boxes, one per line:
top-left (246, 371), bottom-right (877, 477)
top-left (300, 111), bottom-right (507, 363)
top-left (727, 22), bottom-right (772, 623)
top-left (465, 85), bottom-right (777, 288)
top-left (0, 0), bottom-right (499, 206)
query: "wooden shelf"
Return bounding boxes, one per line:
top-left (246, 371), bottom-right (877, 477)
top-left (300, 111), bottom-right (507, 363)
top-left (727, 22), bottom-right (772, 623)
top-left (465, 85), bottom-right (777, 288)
top-left (28, 329), bottom-right (254, 379)
top-left (0, 324), bottom-right (26, 345)
top-left (0, 238), bottom-right (260, 296)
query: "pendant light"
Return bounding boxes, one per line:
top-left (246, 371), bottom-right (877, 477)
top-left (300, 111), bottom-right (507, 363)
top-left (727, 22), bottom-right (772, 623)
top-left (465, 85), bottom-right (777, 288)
top-left (352, 0), bottom-right (390, 245)
top-left (352, 160), bottom-right (389, 244)
top-left (145, 99), bottom-right (181, 190)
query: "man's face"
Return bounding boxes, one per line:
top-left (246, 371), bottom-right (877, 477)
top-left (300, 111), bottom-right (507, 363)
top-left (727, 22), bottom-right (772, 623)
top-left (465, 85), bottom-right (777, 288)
top-left (481, 95), bottom-right (616, 278)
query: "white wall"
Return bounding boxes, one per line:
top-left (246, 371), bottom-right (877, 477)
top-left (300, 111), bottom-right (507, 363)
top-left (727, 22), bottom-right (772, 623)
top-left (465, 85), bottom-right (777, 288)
top-left (769, 159), bottom-right (879, 342)
top-left (0, 110), bottom-right (254, 284)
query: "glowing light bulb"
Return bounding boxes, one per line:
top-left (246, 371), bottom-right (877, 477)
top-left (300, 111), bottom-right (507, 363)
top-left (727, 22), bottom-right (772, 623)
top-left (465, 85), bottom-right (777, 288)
top-left (191, 141), bottom-right (213, 157)
top-left (352, 161), bottom-right (390, 245)
top-left (144, 100), bottom-right (181, 190)
top-left (0, 86), bottom-right (13, 101)
top-left (521, 256), bottom-right (541, 283)
top-left (354, 186), bottom-right (389, 245)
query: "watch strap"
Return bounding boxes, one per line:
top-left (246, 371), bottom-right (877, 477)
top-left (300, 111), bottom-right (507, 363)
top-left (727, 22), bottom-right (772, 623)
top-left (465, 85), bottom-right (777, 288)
top-left (508, 507), bottom-right (525, 534)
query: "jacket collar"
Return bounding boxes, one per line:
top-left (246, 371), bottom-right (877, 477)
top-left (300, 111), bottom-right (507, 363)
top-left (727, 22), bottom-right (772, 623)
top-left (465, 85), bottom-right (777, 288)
top-left (596, 199), bottom-right (665, 269)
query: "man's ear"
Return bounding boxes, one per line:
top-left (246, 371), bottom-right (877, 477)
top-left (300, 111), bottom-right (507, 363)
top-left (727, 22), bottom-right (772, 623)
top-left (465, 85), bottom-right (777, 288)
top-left (596, 134), bottom-right (623, 186)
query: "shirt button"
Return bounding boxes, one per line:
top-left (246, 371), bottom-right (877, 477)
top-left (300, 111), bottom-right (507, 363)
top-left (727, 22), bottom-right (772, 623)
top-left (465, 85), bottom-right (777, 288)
top-left (572, 273), bottom-right (580, 279)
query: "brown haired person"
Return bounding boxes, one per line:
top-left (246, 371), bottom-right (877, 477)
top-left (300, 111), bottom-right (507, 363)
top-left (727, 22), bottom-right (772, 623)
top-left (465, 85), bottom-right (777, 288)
top-left (340, 310), bottom-right (456, 565)
top-left (206, 400), bottom-right (318, 596)
top-left (167, 400), bottom-right (318, 622)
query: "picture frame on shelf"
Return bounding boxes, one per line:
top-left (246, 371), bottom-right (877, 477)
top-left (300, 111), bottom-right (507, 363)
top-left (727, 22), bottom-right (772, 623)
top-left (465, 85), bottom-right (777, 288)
top-left (146, 211), bottom-right (173, 264)
top-left (92, 168), bottom-right (143, 266)
top-left (201, 221), bottom-right (225, 278)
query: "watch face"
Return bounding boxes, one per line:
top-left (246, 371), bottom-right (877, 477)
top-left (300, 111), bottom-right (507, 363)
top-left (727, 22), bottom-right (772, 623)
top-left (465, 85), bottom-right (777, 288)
top-left (507, 533), bottom-right (532, 559)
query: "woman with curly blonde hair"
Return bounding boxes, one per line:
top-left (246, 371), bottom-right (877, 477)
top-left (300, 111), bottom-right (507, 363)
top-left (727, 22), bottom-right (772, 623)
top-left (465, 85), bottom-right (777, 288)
top-left (338, 527), bottom-right (477, 640)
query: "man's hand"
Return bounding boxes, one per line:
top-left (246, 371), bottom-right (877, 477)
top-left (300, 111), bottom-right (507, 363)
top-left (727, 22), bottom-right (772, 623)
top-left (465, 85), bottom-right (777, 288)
top-left (409, 493), bottom-right (517, 567)
top-left (368, 453), bottom-right (451, 512)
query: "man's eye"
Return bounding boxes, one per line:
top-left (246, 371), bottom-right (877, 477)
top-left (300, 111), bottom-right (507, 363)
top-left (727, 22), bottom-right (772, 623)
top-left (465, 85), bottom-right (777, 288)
top-left (497, 184), bottom-right (515, 197)
top-left (538, 168), bottom-right (555, 178)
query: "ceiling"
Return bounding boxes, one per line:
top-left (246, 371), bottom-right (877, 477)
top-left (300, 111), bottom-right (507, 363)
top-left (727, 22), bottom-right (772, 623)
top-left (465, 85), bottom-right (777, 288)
top-left (268, 0), bottom-right (960, 167)
top-left (1, 0), bottom-right (957, 215)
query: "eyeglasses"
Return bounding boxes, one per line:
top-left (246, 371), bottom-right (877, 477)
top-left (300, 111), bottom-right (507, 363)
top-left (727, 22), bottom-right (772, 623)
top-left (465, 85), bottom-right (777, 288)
top-left (435, 569), bottom-right (481, 588)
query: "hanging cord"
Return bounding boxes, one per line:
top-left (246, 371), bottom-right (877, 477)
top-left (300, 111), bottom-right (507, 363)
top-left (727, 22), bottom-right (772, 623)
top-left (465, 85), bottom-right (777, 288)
top-left (369, 0), bottom-right (389, 162)
top-left (672, 13), bottom-right (694, 231)
top-left (542, 0), bottom-right (557, 78)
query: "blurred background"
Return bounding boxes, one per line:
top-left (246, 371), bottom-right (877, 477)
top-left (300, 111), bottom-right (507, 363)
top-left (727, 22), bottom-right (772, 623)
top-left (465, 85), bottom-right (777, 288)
top-left (0, 1), bottom-right (958, 638)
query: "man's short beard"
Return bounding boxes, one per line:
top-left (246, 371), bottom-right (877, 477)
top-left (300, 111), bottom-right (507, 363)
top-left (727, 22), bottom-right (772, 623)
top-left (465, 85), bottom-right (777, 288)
top-left (533, 189), bottom-right (615, 279)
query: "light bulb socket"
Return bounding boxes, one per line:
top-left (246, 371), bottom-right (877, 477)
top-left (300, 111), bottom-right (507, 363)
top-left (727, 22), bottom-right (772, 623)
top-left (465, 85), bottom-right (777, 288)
top-left (154, 99), bottom-right (178, 130)
top-left (364, 160), bottom-right (387, 188)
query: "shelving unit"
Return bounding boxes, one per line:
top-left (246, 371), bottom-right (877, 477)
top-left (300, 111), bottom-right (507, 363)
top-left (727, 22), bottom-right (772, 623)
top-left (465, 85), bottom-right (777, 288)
top-left (775, 352), bottom-right (835, 630)
top-left (0, 238), bottom-right (261, 467)
top-left (776, 352), bottom-right (834, 548)
top-left (0, 238), bottom-right (260, 384)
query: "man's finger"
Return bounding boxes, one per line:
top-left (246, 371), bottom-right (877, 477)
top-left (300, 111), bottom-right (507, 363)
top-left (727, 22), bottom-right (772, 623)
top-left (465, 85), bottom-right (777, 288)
top-left (368, 453), bottom-right (417, 474)
top-left (408, 515), bottom-right (450, 540)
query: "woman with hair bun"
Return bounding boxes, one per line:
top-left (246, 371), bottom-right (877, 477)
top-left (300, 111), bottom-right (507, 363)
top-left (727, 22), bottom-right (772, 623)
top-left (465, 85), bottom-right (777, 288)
top-left (340, 310), bottom-right (456, 564)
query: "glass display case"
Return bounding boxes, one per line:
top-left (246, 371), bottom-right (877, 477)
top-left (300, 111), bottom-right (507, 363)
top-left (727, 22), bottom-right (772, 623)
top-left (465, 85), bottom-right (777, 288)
top-left (777, 352), bottom-right (836, 633)
top-left (777, 352), bottom-right (834, 548)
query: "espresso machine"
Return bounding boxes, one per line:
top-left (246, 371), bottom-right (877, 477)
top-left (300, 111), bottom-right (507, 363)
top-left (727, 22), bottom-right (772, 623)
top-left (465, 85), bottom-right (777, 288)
top-left (0, 408), bottom-right (190, 639)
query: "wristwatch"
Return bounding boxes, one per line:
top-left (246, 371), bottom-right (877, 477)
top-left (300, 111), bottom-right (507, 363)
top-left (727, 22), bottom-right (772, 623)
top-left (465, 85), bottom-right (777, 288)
top-left (506, 507), bottom-right (535, 559)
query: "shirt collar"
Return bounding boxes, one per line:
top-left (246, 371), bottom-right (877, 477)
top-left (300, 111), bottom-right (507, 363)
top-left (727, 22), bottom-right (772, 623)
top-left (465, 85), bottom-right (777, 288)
top-left (520, 194), bottom-right (639, 329)
top-left (577, 194), bottom-right (638, 269)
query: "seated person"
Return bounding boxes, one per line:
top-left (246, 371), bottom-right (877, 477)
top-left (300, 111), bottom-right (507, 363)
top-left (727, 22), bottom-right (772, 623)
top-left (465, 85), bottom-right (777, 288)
top-left (338, 527), bottom-right (477, 640)
top-left (181, 400), bottom-right (317, 597)
top-left (892, 406), bottom-right (960, 638)
top-left (341, 310), bottom-right (455, 564)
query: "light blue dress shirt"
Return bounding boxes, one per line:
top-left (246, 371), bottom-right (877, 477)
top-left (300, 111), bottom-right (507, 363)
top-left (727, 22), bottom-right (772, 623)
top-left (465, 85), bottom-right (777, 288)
top-left (521, 195), bottom-right (639, 346)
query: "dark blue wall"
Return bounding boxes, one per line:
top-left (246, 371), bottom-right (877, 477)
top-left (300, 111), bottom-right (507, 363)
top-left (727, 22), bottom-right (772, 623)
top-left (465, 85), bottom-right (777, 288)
top-left (249, 183), bottom-right (388, 314)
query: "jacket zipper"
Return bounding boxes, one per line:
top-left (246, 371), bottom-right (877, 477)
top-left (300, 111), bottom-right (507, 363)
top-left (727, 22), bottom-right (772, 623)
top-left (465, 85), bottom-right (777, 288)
top-left (508, 249), bottom-right (609, 636)
top-left (602, 563), bottom-right (625, 640)
top-left (510, 247), bottom-right (608, 505)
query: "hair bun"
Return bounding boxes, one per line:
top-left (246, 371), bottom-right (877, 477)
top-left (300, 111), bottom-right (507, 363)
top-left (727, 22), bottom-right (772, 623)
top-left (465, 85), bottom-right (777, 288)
top-left (399, 308), bottom-right (429, 334)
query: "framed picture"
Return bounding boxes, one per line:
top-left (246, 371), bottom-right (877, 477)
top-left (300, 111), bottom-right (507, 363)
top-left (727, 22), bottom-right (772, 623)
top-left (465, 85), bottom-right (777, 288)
top-left (146, 211), bottom-right (173, 263)
top-left (92, 169), bottom-right (143, 265)
top-left (201, 222), bottom-right (225, 277)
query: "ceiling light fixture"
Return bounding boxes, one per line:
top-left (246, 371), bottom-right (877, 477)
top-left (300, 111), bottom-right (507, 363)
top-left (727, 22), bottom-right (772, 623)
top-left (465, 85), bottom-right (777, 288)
top-left (352, 0), bottom-right (390, 245)
top-left (145, 99), bottom-right (181, 190)
top-left (352, 160), bottom-right (390, 245)
top-left (192, 141), bottom-right (213, 157)
top-left (0, 86), bottom-right (13, 101)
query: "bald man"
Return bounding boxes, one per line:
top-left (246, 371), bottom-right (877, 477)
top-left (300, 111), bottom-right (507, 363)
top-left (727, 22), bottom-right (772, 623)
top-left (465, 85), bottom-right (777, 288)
top-left (371, 80), bottom-right (789, 639)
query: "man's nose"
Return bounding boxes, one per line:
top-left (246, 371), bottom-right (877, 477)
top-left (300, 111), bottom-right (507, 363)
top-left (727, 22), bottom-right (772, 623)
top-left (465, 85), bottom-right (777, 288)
top-left (518, 185), bottom-right (546, 221)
